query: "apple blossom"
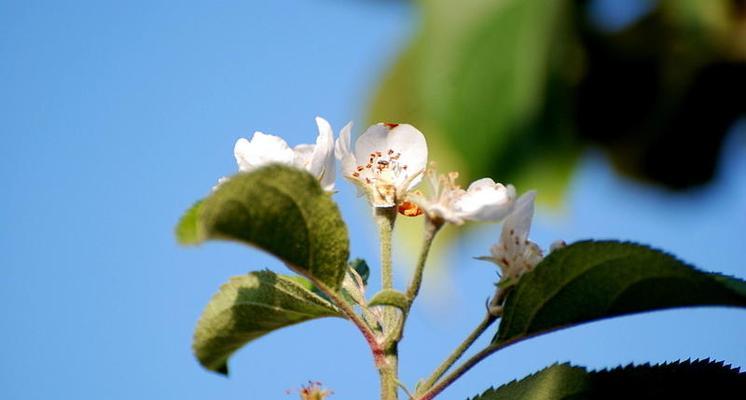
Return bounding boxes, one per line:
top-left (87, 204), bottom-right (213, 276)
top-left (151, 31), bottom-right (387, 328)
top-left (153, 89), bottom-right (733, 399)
top-left (479, 190), bottom-right (543, 286)
top-left (335, 122), bottom-right (427, 208)
top-left (215, 117), bottom-right (336, 191)
top-left (411, 167), bottom-right (516, 225)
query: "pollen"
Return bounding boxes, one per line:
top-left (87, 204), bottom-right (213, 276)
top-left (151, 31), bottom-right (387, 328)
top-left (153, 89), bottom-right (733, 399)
top-left (398, 201), bottom-right (423, 217)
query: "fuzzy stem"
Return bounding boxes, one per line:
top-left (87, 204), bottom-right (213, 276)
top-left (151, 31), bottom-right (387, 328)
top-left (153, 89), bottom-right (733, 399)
top-left (374, 206), bottom-right (399, 399)
top-left (308, 277), bottom-right (386, 367)
top-left (379, 352), bottom-right (399, 400)
top-left (375, 207), bottom-right (397, 290)
top-left (405, 218), bottom-right (442, 304)
top-left (415, 339), bottom-right (519, 400)
top-left (416, 312), bottom-right (496, 394)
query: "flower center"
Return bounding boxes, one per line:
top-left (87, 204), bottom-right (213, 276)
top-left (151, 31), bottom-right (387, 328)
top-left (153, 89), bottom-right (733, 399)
top-left (351, 148), bottom-right (409, 187)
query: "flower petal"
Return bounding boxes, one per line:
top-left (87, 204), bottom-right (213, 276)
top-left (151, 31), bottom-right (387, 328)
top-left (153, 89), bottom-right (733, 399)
top-left (385, 124), bottom-right (428, 189)
top-left (501, 190), bottom-right (536, 255)
top-left (353, 123), bottom-right (428, 189)
top-left (335, 121), bottom-right (356, 175)
top-left (352, 123), bottom-right (390, 164)
top-left (234, 131), bottom-right (294, 172)
top-left (292, 144), bottom-right (315, 169)
top-left (454, 180), bottom-right (515, 222)
top-left (312, 116), bottom-right (336, 191)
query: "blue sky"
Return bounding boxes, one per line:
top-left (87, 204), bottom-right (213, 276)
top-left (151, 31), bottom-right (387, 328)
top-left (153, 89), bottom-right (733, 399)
top-left (1, 1), bottom-right (744, 399)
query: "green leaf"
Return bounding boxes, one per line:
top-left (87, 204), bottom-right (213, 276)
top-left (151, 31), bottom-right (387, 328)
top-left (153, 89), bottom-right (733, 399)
top-left (340, 258), bottom-right (370, 306)
top-left (496, 241), bottom-right (746, 344)
top-left (175, 200), bottom-right (204, 245)
top-left (178, 165), bottom-right (350, 291)
top-left (193, 270), bottom-right (342, 374)
top-left (369, 0), bottom-right (581, 206)
top-left (469, 360), bottom-right (746, 399)
top-left (369, 289), bottom-right (409, 311)
top-left (348, 258), bottom-right (370, 286)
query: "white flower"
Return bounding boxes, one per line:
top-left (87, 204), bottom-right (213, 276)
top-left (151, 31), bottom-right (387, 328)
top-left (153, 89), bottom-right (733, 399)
top-left (216, 117), bottom-right (336, 191)
top-left (412, 167), bottom-right (516, 225)
top-left (479, 191), bottom-right (543, 285)
top-left (335, 122), bottom-right (428, 208)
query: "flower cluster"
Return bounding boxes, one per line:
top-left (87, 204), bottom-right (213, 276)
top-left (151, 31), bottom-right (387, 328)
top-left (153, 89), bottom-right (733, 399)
top-left (215, 116), bottom-right (555, 289)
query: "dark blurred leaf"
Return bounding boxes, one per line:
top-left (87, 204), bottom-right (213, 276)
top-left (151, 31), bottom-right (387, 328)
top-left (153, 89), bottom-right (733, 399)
top-left (193, 270), bottom-right (342, 374)
top-left (370, 0), bottom-right (583, 204)
top-left (496, 241), bottom-right (746, 344)
top-left (370, 0), bottom-right (746, 200)
top-left (469, 360), bottom-right (746, 399)
top-left (575, 0), bottom-right (746, 189)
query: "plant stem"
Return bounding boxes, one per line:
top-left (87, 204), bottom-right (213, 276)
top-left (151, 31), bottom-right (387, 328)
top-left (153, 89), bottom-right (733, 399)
top-left (375, 207), bottom-right (397, 290)
top-left (375, 206), bottom-right (399, 399)
top-left (387, 217), bottom-right (442, 350)
top-left (308, 277), bottom-right (386, 366)
top-left (416, 313), bottom-right (496, 394)
top-left (379, 349), bottom-right (399, 400)
top-left (416, 338), bottom-right (522, 400)
top-left (405, 218), bottom-right (442, 304)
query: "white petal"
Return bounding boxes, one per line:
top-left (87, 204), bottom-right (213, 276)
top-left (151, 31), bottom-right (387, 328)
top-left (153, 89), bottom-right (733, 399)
top-left (334, 122), bottom-right (353, 159)
top-left (353, 123), bottom-right (389, 165)
top-left (353, 123), bottom-right (428, 189)
top-left (312, 117), bottom-right (336, 191)
top-left (500, 190), bottom-right (536, 254)
top-left (453, 179), bottom-right (515, 221)
top-left (386, 124), bottom-right (428, 189)
top-left (335, 121), bottom-right (356, 175)
top-left (234, 131), bottom-right (294, 172)
top-left (292, 144), bottom-right (315, 169)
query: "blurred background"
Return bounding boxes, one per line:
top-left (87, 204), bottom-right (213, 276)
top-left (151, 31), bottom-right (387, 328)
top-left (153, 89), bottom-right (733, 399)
top-left (1, 0), bottom-right (744, 399)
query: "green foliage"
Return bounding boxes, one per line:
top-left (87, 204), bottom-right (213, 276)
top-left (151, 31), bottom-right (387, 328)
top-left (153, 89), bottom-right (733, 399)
top-left (369, 0), bottom-right (582, 204)
top-left (348, 258), bottom-right (370, 285)
top-left (176, 165), bottom-right (350, 291)
top-left (175, 200), bottom-right (203, 245)
top-left (193, 270), bottom-right (342, 374)
top-left (370, 0), bottom-right (745, 198)
top-left (496, 241), bottom-right (746, 344)
top-left (369, 289), bottom-right (409, 311)
top-left (339, 259), bottom-right (371, 306)
top-left (469, 360), bottom-right (746, 399)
